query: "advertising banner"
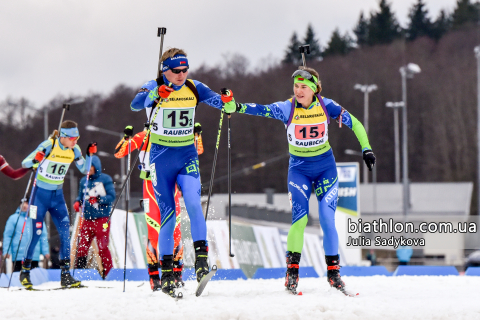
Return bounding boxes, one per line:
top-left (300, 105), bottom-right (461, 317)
top-left (109, 209), bottom-right (146, 269)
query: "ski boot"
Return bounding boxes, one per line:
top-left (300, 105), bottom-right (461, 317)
top-left (173, 261), bottom-right (184, 288)
top-left (285, 251), bottom-right (301, 295)
top-left (148, 262), bottom-right (161, 291)
top-left (326, 255), bottom-right (344, 290)
top-left (194, 241), bottom-right (209, 283)
top-left (160, 256), bottom-right (177, 297)
top-left (60, 260), bottom-right (82, 288)
top-left (19, 260), bottom-right (33, 289)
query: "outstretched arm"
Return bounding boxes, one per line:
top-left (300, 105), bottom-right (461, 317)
top-left (236, 100), bottom-right (291, 124)
top-left (0, 155), bottom-right (30, 180)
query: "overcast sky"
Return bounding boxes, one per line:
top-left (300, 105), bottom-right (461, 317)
top-left (0, 0), bottom-right (457, 108)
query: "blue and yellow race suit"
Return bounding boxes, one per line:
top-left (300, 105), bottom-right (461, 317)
top-left (131, 76), bottom-right (223, 259)
top-left (236, 96), bottom-right (371, 255)
top-left (22, 138), bottom-right (90, 261)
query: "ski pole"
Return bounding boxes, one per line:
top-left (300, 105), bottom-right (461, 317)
top-left (227, 115), bottom-right (234, 257)
top-left (123, 131), bottom-right (133, 292)
top-left (299, 44), bottom-right (310, 67)
top-left (204, 110), bottom-right (225, 221)
top-left (0, 172), bottom-right (33, 275)
top-left (103, 90), bottom-right (171, 229)
top-left (72, 155), bottom-right (94, 276)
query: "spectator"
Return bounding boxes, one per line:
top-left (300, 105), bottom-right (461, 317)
top-left (366, 249), bottom-right (377, 266)
top-left (3, 199), bottom-right (50, 271)
top-left (73, 155), bottom-right (115, 279)
top-left (396, 246), bottom-right (413, 266)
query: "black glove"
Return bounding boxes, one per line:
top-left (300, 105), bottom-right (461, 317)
top-left (194, 122), bottom-right (202, 135)
top-left (363, 150), bottom-right (376, 171)
top-left (124, 125), bottom-right (134, 138)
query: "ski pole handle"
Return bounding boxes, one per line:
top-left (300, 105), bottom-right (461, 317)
top-left (157, 27), bottom-right (167, 79)
top-left (298, 44), bottom-right (310, 67)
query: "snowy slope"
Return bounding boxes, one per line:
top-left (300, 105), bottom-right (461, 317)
top-left (1, 276), bottom-right (480, 320)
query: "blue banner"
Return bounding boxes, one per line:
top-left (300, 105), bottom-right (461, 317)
top-left (336, 163), bottom-right (359, 216)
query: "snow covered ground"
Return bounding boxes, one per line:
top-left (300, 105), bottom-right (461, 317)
top-left (2, 276), bottom-right (480, 319)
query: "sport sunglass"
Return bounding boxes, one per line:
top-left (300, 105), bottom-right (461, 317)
top-left (170, 67), bottom-right (189, 74)
top-left (291, 70), bottom-right (318, 85)
top-left (67, 136), bottom-right (80, 141)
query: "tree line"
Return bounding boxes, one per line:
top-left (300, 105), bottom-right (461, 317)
top-left (283, 0), bottom-right (480, 60)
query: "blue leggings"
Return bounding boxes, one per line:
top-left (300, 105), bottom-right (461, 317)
top-left (24, 187), bottom-right (70, 261)
top-left (287, 155), bottom-right (339, 255)
top-left (150, 144), bottom-right (206, 260)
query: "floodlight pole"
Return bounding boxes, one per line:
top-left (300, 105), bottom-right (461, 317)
top-left (399, 64), bottom-right (420, 219)
top-left (475, 46), bottom-right (480, 216)
top-left (354, 84), bottom-right (377, 183)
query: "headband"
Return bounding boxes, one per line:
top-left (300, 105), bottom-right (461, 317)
top-left (292, 70), bottom-right (318, 93)
top-left (60, 127), bottom-right (79, 138)
top-left (162, 55), bottom-right (189, 72)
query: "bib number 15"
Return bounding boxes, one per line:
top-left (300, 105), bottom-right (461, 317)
top-left (295, 124), bottom-right (325, 140)
top-left (163, 109), bottom-right (194, 129)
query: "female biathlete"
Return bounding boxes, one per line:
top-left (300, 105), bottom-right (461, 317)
top-left (220, 67), bottom-right (376, 295)
top-left (131, 48), bottom-right (225, 297)
top-left (20, 120), bottom-right (97, 289)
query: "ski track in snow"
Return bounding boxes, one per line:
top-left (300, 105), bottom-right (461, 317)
top-left (1, 276), bottom-right (480, 320)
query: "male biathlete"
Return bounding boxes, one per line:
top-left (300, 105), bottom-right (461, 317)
top-left (20, 120), bottom-right (97, 289)
top-left (130, 48), bottom-right (227, 297)
top-left (220, 67), bottom-right (376, 295)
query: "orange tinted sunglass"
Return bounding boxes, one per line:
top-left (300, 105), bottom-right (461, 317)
top-left (68, 136), bottom-right (80, 141)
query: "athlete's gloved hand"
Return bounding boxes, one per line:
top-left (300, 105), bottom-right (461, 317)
top-left (124, 125), bottom-right (134, 139)
top-left (32, 151), bottom-right (45, 164)
top-left (220, 88), bottom-right (237, 114)
top-left (158, 85), bottom-right (174, 99)
top-left (73, 201), bottom-right (81, 212)
top-left (87, 142), bottom-right (97, 156)
top-left (88, 196), bottom-right (99, 205)
top-left (363, 150), bottom-right (376, 171)
top-left (194, 122), bottom-right (202, 135)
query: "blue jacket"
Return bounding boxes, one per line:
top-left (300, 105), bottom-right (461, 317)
top-left (75, 155), bottom-right (116, 220)
top-left (3, 207), bottom-right (49, 261)
top-left (396, 246), bottom-right (413, 263)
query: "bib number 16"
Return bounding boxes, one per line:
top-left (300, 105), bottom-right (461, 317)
top-left (47, 163), bottom-right (67, 175)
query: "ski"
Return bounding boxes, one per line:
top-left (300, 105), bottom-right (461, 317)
top-left (8, 285), bottom-right (113, 291)
top-left (195, 265), bottom-right (217, 297)
top-left (339, 288), bottom-right (359, 297)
